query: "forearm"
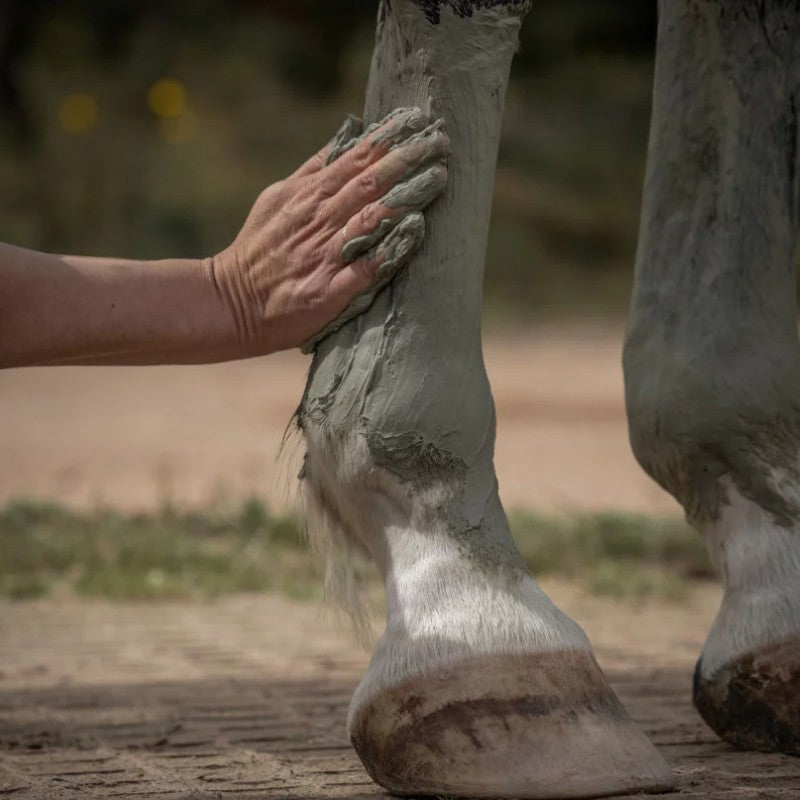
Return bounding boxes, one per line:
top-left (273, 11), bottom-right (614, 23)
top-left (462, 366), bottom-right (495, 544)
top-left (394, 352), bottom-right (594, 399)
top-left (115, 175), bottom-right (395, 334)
top-left (0, 110), bottom-right (448, 367)
top-left (0, 243), bottom-right (244, 367)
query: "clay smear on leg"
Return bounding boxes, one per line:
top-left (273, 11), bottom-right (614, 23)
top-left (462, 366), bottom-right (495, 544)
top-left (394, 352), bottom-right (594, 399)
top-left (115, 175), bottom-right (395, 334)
top-left (299, 2), bottom-right (674, 796)
top-left (301, 108), bottom-right (447, 353)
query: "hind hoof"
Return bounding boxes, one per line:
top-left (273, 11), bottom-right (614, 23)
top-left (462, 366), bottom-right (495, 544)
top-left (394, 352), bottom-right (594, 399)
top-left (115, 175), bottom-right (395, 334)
top-left (350, 651), bottom-right (675, 799)
top-left (694, 639), bottom-right (800, 755)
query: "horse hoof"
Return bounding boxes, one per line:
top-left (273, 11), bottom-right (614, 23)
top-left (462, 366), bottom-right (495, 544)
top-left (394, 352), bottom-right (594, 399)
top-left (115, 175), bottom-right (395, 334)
top-left (349, 651), bottom-right (675, 799)
top-left (694, 639), bottom-right (800, 755)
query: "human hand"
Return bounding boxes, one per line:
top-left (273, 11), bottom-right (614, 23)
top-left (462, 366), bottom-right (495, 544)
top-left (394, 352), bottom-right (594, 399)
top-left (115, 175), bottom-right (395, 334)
top-left (211, 107), bottom-right (449, 355)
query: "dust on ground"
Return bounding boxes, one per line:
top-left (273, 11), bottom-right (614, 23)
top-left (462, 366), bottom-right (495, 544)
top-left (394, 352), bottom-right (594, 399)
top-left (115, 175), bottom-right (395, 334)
top-left (2, 580), bottom-right (799, 798)
top-left (5, 323), bottom-right (797, 798)
top-left (0, 323), bottom-right (678, 516)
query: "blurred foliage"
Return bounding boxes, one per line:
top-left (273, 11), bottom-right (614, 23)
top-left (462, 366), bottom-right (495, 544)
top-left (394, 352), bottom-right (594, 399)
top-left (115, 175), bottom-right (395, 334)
top-left (510, 508), bottom-right (713, 600)
top-left (0, 497), bottom-right (319, 601)
top-left (0, 498), bottom-right (711, 603)
top-left (0, 0), bottom-right (656, 316)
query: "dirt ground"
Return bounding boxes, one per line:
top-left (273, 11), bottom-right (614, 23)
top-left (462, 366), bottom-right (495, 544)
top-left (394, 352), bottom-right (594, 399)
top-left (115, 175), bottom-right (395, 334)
top-left (0, 323), bottom-right (678, 516)
top-left (3, 324), bottom-right (799, 798)
top-left (2, 581), bottom-right (799, 799)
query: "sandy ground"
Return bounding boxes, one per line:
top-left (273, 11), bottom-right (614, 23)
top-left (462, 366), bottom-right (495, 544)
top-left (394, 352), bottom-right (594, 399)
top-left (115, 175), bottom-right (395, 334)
top-left (0, 323), bottom-right (679, 517)
top-left (2, 581), bottom-right (799, 798)
top-left (6, 324), bottom-right (797, 798)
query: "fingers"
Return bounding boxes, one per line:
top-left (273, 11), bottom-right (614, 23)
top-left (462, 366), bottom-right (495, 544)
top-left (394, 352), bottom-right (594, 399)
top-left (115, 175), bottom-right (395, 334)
top-left (327, 107), bottom-right (425, 165)
top-left (291, 115), bottom-right (363, 178)
top-left (300, 213), bottom-right (425, 354)
top-left (296, 107), bottom-right (448, 352)
top-left (339, 162), bottom-right (448, 263)
top-left (341, 205), bottom-right (407, 264)
top-left (330, 127), bottom-right (449, 227)
top-left (316, 107), bottom-right (435, 196)
top-left (369, 211), bottom-right (426, 283)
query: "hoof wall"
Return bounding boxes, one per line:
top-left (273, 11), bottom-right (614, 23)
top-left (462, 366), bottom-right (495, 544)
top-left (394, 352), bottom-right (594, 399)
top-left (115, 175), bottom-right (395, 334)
top-left (694, 639), bottom-right (800, 755)
top-left (350, 652), bottom-right (674, 799)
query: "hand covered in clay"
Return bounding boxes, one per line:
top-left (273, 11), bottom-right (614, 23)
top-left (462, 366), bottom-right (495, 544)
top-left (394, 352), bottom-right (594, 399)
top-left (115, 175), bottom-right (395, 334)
top-left (213, 107), bottom-right (449, 354)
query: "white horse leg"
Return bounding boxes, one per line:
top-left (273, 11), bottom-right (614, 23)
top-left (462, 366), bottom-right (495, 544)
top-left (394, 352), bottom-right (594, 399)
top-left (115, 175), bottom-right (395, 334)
top-left (299, 2), bottom-right (673, 796)
top-left (695, 484), bottom-right (800, 752)
top-left (625, 0), bottom-right (800, 754)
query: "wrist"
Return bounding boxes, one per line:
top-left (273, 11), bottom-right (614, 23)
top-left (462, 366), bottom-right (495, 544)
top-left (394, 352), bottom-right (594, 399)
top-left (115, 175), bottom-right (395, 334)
top-left (205, 247), bottom-right (272, 359)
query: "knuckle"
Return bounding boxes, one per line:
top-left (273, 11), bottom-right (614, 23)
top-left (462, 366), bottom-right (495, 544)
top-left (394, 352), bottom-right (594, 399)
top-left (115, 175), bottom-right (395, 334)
top-left (264, 179), bottom-right (284, 198)
top-left (310, 151), bottom-right (326, 171)
top-left (350, 138), bottom-right (373, 168)
top-left (359, 203), bottom-right (380, 231)
top-left (314, 175), bottom-right (338, 201)
top-left (281, 176), bottom-right (306, 203)
top-left (279, 205), bottom-right (305, 234)
top-left (255, 181), bottom-right (282, 209)
top-left (358, 171), bottom-right (380, 197)
top-left (432, 131), bottom-right (450, 157)
top-left (319, 185), bottom-right (337, 202)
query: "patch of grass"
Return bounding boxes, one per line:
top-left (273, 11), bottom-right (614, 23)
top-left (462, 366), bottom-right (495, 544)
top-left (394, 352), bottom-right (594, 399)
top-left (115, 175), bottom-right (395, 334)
top-left (0, 573), bottom-right (49, 600)
top-left (510, 509), bottom-right (713, 600)
top-left (0, 497), bottom-right (316, 602)
top-left (0, 499), bottom-right (712, 603)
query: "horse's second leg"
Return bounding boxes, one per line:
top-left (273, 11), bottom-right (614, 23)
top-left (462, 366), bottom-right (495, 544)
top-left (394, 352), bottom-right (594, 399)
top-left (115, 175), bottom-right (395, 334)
top-left (625, 0), bottom-right (800, 754)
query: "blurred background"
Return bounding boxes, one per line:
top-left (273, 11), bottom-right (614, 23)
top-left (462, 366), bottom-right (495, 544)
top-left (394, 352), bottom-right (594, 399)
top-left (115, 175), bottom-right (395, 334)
top-left (2, 15), bottom-right (780, 795)
top-left (2, 1), bottom-right (702, 606)
top-left (0, 0), bottom-right (656, 318)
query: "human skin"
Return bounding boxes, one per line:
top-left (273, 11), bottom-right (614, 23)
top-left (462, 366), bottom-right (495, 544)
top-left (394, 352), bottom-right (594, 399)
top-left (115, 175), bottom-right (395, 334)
top-left (0, 109), bottom-right (448, 368)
